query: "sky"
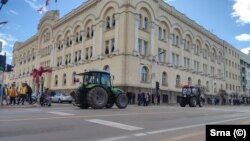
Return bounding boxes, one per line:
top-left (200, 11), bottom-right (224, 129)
top-left (0, 0), bottom-right (250, 65)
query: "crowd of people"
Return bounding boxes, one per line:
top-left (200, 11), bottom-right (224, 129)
top-left (0, 83), bottom-right (33, 106)
top-left (126, 92), bottom-right (160, 106)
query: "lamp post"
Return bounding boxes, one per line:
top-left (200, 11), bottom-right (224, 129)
top-left (0, 0), bottom-right (8, 11)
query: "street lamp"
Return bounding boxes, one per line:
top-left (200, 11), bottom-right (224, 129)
top-left (0, 0), bottom-right (8, 11)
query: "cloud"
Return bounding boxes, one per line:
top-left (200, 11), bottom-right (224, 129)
top-left (24, 0), bottom-right (48, 13)
top-left (0, 33), bottom-right (17, 51)
top-left (241, 47), bottom-right (250, 54)
top-left (9, 9), bottom-right (19, 15)
top-left (0, 33), bottom-right (17, 42)
top-left (235, 34), bottom-right (250, 41)
top-left (24, 0), bottom-right (39, 10)
top-left (231, 0), bottom-right (250, 25)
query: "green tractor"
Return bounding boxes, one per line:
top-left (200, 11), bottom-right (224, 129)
top-left (71, 70), bottom-right (128, 109)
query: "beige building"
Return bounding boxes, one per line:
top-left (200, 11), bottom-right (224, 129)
top-left (11, 0), bottom-right (242, 104)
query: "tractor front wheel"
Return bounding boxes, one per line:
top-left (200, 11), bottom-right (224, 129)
top-left (115, 94), bottom-right (128, 109)
top-left (87, 87), bottom-right (108, 109)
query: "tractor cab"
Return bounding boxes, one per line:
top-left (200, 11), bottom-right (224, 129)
top-left (180, 85), bottom-right (205, 107)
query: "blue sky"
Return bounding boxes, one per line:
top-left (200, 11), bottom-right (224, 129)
top-left (0, 0), bottom-right (250, 64)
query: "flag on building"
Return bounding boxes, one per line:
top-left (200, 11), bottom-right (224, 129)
top-left (37, 6), bottom-right (43, 13)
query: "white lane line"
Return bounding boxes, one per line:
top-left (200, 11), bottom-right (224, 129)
top-left (98, 115), bottom-right (250, 141)
top-left (96, 136), bottom-right (129, 141)
top-left (48, 112), bottom-right (74, 116)
top-left (147, 115), bottom-right (250, 135)
top-left (134, 133), bottom-right (147, 137)
top-left (86, 119), bottom-right (144, 131)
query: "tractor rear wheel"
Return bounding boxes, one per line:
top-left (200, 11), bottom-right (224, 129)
top-left (87, 87), bottom-right (108, 109)
top-left (115, 94), bottom-right (128, 109)
top-left (189, 97), bottom-right (197, 107)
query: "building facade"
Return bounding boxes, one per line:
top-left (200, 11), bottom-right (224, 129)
top-left (11, 0), bottom-right (243, 104)
top-left (240, 52), bottom-right (250, 98)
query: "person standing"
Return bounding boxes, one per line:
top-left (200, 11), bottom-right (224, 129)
top-left (18, 83), bottom-right (27, 105)
top-left (25, 83), bottom-right (33, 104)
top-left (9, 84), bottom-right (17, 105)
top-left (1, 84), bottom-right (9, 106)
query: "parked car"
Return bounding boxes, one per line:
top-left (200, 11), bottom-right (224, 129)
top-left (51, 93), bottom-right (73, 103)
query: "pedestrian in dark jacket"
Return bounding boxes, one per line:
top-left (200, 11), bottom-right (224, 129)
top-left (25, 83), bottom-right (33, 104)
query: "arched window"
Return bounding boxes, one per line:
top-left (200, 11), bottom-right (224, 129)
top-left (162, 72), bottom-right (167, 86)
top-left (158, 27), bottom-right (162, 39)
top-left (198, 79), bottom-right (201, 86)
top-left (163, 29), bottom-right (166, 40)
top-left (139, 14), bottom-right (142, 28)
top-left (141, 66), bottom-right (148, 82)
top-left (72, 72), bottom-right (76, 84)
top-left (144, 17), bottom-right (148, 31)
top-left (112, 14), bottom-right (116, 27)
top-left (103, 65), bottom-right (110, 73)
top-left (87, 27), bottom-right (90, 38)
top-left (176, 36), bottom-right (179, 46)
top-left (188, 77), bottom-right (192, 85)
top-left (91, 26), bottom-right (94, 37)
top-left (106, 16), bottom-right (110, 29)
top-left (206, 81), bottom-right (209, 92)
top-left (63, 74), bottom-right (67, 85)
top-left (176, 75), bottom-right (181, 87)
top-left (55, 75), bottom-right (58, 86)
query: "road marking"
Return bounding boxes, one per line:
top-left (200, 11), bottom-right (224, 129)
top-left (86, 119), bottom-right (144, 131)
top-left (48, 111), bottom-right (74, 116)
top-left (147, 115), bottom-right (250, 135)
top-left (96, 136), bottom-right (129, 141)
top-left (134, 133), bottom-right (147, 137)
top-left (98, 115), bottom-right (250, 141)
top-left (159, 131), bottom-right (204, 141)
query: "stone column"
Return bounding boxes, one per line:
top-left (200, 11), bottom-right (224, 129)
top-left (150, 22), bottom-right (156, 59)
top-left (133, 15), bottom-right (140, 56)
top-left (200, 48), bottom-right (204, 73)
top-left (81, 31), bottom-right (86, 63)
top-left (181, 39), bottom-right (186, 67)
top-left (62, 40), bottom-right (65, 66)
top-left (95, 22), bottom-right (104, 59)
top-left (70, 35), bottom-right (75, 65)
top-left (50, 44), bottom-right (55, 68)
top-left (191, 44), bottom-right (195, 70)
top-left (168, 34), bottom-right (174, 65)
top-left (114, 14), bottom-right (120, 54)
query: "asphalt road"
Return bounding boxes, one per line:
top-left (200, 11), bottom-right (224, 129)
top-left (1, 104), bottom-right (250, 141)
